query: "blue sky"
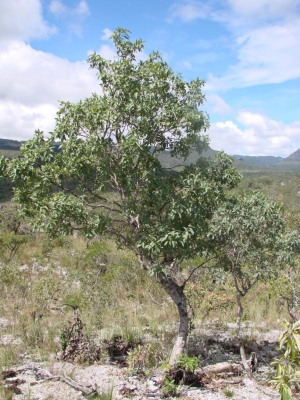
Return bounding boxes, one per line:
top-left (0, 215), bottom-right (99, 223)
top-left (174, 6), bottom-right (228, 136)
top-left (0, 0), bottom-right (300, 156)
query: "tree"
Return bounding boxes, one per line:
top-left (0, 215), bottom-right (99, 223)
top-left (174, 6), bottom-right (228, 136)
top-left (272, 266), bottom-right (300, 323)
top-left (271, 209), bottom-right (300, 322)
top-left (209, 190), bottom-right (300, 373)
top-left (1, 28), bottom-right (241, 364)
top-left (0, 205), bottom-right (31, 262)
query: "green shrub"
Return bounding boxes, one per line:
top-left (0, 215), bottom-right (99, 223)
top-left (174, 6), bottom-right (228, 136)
top-left (127, 343), bottom-right (157, 373)
top-left (176, 353), bottom-right (201, 373)
top-left (270, 320), bottom-right (300, 399)
top-left (161, 378), bottom-right (178, 397)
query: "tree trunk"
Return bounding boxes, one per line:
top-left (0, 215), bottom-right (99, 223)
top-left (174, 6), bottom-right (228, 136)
top-left (235, 292), bottom-right (243, 338)
top-left (235, 292), bottom-right (251, 376)
top-left (158, 272), bottom-right (189, 365)
top-left (196, 362), bottom-right (243, 376)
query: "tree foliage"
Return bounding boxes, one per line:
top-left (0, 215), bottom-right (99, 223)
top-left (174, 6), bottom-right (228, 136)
top-left (209, 190), bottom-right (299, 318)
top-left (270, 320), bottom-right (300, 400)
top-left (210, 190), bottom-right (299, 282)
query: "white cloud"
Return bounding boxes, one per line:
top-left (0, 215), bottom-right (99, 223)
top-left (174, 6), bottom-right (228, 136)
top-left (182, 60), bottom-right (193, 69)
top-left (206, 94), bottom-right (231, 115)
top-left (101, 28), bottom-right (113, 41)
top-left (0, 0), bottom-right (56, 41)
top-left (0, 101), bottom-right (58, 141)
top-left (94, 40), bottom-right (148, 63)
top-left (169, 3), bottom-right (208, 22)
top-left (208, 111), bottom-right (300, 156)
top-left (68, 23), bottom-right (84, 37)
top-left (75, 0), bottom-right (90, 17)
top-left (0, 39), bottom-right (101, 141)
top-left (168, 2), bottom-right (300, 89)
top-left (170, 0), bottom-right (298, 89)
top-left (0, 41), bottom-right (100, 106)
top-left (49, 0), bottom-right (89, 37)
top-left (98, 44), bottom-right (117, 60)
top-left (212, 0), bottom-right (300, 32)
top-left (227, 0), bottom-right (300, 20)
top-left (49, 0), bottom-right (67, 16)
top-left (49, 0), bottom-right (89, 18)
top-left (207, 20), bottom-right (300, 89)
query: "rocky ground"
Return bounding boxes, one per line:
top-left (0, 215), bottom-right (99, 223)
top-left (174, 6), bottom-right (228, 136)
top-left (3, 360), bottom-right (282, 400)
top-left (2, 321), bottom-right (295, 400)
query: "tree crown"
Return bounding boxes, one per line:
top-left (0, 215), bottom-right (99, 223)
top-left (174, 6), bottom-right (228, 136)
top-left (2, 28), bottom-right (241, 270)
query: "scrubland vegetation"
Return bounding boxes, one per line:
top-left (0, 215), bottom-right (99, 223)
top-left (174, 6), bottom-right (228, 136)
top-left (0, 210), bottom-right (293, 356)
top-left (0, 175), bottom-right (300, 398)
top-left (0, 28), bottom-right (300, 399)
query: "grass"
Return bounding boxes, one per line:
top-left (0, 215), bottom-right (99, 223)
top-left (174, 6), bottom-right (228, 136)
top-left (0, 231), bottom-right (293, 366)
top-left (90, 386), bottom-right (114, 400)
top-left (223, 387), bottom-right (234, 397)
top-left (0, 386), bottom-right (14, 400)
top-left (0, 345), bottom-right (19, 370)
top-left (0, 345), bottom-right (19, 400)
top-left (0, 232), bottom-right (178, 366)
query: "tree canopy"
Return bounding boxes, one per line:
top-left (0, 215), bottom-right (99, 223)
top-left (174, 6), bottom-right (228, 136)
top-left (210, 190), bottom-right (299, 286)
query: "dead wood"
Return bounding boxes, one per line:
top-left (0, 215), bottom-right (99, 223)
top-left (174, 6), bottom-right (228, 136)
top-left (165, 362), bottom-right (244, 388)
top-left (1, 370), bottom-right (25, 395)
top-left (249, 351), bottom-right (258, 372)
top-left (5, 384), bottom-right (23, 394)
top-left (59, 312), bottom-right (101, 363)
top-left (5, 378), bottom-right (26, 385)
top-left (16, 366), bottom-right (97, 396)
top-left (240, 343), bottom-right (252, 376)
top-left (206, 377), bottom-right (243, 389)
top-left (2, 370), bottom-right (17, 379)
top-left (164, 366), bottom-right (204, 386)
top-left (196, 362), bottom-right (243, 376)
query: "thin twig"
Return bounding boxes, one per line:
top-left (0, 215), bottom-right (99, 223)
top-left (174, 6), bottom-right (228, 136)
top-left (183, 256), bottom-right (218, 286)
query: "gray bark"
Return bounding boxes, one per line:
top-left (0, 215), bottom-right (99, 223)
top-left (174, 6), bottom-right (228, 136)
top-left (235, 292), bottom-right (243, 338)
top-left (157, 272), bottom-right (189, 365)
top-left (196, 362), bottom-right (243, 376)
top-left (136, 255), bottom-right (189, 366)
top-left (235, 291), bottom-right (251, 376)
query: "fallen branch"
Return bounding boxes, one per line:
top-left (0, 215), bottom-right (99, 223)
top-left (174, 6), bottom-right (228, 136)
top-left (165, 362), bottom-right (244, 388)
top-left (196, 362), bottom-right (243, 376)
top-left (16, 366), bottom-right (97, 396)
top-left (210, 377), bottom-right (244, 388)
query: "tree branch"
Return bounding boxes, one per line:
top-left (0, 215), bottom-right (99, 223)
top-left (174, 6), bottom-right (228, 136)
top-left (183, 256), bottom-right (219, 286)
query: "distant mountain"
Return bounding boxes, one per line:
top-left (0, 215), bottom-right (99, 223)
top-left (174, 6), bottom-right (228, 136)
top-left (0, 138), bottom-right (300, 172)
top-left (0, 138), bottom-right (61, 158)
top-left (284, 149), bottom-right (300, 161)
top-left (277, 149), bottom-right (300, 171)
top-left (232, 154), bottom-right (283, 167)
top-left (0, 138), bottom-right (23, 150)
top-left (0, 139), bottom-right (23, 158)
top-left (232, 151), bottom-right (300, 172)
